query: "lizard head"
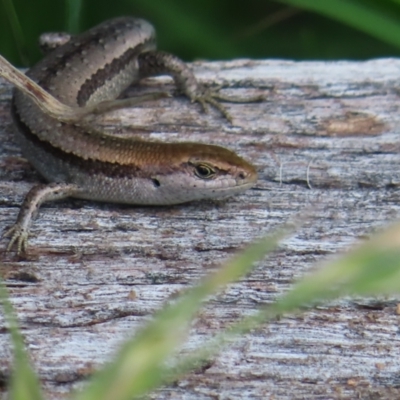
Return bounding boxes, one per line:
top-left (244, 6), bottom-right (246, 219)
top-left (146, 142), bottom-right (258, 204)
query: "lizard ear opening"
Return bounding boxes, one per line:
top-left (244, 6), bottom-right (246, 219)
top-left (151, 178), bottom-right (161, 187)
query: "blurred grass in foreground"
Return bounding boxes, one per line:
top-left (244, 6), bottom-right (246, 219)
top-left (2, 220), bottom-right (400, 399)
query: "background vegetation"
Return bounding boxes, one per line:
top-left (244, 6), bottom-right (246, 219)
top-left (1, 0), bottom-right (400, 66)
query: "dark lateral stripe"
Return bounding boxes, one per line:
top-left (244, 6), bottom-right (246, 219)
top-left (11, 100), bottom-right (149, 180)
top-left (28, 18), bottom-right (146, 88)
top-left (76, 43), bottom-right (148, 107)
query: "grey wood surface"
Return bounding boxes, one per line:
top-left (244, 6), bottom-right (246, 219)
top-left (1, 58), bottom-right (400, 399)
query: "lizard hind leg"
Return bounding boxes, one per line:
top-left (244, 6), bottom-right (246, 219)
top-left (138, 50), bottom-right (264, 124)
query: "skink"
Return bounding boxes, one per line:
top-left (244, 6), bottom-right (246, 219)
top-left (0, 17), bottom-right (258, 254)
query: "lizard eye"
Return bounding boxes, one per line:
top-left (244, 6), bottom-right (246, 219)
top-left (193, 163), bottom-right (216, 179)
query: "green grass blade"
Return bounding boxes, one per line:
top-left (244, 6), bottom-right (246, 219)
top-left (1, 0), bottom-right (30, 65)
top-left (133, 0), bottom-right (238, 58)
top-left (0, 281), bottom-right (43, 400)
top-left (276, 222), bottom-right (400, 305)
top-left (65, 0), bottom-right (82, 33)
top-left (276, 0), bottom-right (400, 49)
top-left (73, 224), bottom-right (293, 400)
top-left (167, 221), bottom-right (400, 380)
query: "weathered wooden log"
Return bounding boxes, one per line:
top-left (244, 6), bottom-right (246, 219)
top-left (1, 58), bottom-right (400, 399)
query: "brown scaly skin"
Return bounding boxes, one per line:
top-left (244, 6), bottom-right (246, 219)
top-left (0, 17), bottom-right (259, 254)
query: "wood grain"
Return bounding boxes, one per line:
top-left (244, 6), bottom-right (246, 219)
top-left (1, 58), bottom-right (400, 399)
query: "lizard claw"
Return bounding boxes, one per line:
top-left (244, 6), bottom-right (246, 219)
top-left (190, 86), bottom-right (264, 124)
top-left (3, 224), bottom-right (28, 255)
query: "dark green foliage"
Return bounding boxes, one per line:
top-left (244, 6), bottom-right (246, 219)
top-left (1, 0), bottom-right (400, 66)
